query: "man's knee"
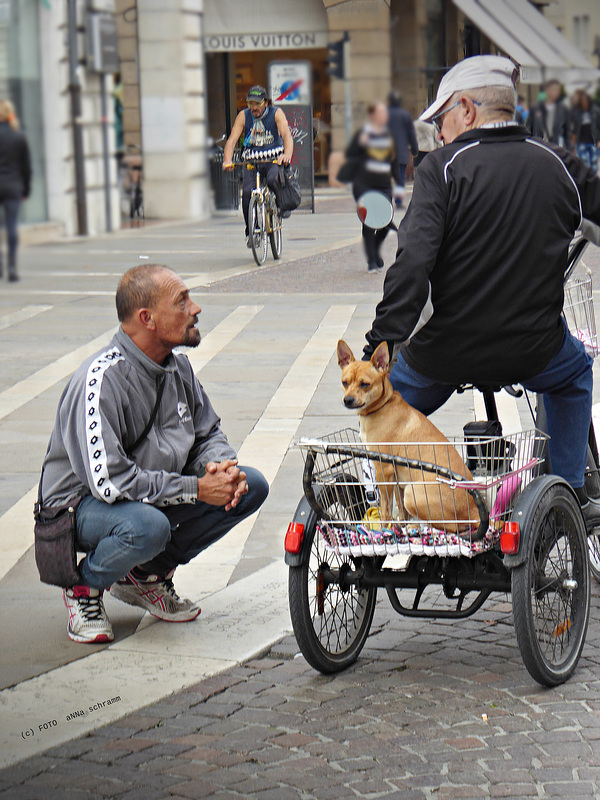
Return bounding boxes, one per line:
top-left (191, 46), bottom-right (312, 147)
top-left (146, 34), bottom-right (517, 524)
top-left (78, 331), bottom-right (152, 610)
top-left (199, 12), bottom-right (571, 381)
top-left (240, 466), bottom-right (269, 512)
top-left (117, 505), bottom-right (171, 553)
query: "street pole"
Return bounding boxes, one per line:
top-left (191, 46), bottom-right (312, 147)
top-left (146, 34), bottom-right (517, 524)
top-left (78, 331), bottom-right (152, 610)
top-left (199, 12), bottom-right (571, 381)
top-left (67, 0), bottom-right (88, 236)
top-left (100, 72), bottom-right (112, 233)
top-left (343, 32), bottom-right (352, 145)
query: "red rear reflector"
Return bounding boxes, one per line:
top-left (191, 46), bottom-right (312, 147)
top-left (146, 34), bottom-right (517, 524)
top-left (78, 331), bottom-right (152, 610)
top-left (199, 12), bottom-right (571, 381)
top-left (285, 522), bottom-right (305, 554)
top-left (500, 521), bottom-right (520, 555)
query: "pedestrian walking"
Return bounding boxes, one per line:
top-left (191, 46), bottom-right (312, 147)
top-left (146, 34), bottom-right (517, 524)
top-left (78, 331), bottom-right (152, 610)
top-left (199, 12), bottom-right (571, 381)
top-left (570, 90), bottom-right (599, 173)
top-left (0, 99), bottom-right (31, 282)
top-left (346, 102), bottom-right (396, 272)
top-left (527, 78), bottom-right (570, 147)
top-left (387, 90), bottom-right (418, 207)
top-left (36, 264), bottom-right (269, 644)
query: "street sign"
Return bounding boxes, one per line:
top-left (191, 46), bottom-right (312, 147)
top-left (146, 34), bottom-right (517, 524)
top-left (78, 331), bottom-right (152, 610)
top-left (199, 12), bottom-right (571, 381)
top-left (268, 60), bottom-right (314, 213)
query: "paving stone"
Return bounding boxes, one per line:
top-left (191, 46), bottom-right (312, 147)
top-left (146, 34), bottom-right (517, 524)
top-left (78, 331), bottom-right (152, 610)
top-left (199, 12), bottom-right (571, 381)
top-left (167, 779), bottom-right (219, 797)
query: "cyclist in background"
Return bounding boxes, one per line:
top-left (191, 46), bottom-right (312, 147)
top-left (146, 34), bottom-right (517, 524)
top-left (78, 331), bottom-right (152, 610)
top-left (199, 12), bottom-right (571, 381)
top-left (223, 85), bottom-right (294, 247)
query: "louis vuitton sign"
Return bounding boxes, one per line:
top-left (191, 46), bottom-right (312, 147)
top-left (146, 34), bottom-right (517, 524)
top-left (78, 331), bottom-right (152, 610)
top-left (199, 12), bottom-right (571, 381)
top-left (204, 31), bottom-right (328, 52)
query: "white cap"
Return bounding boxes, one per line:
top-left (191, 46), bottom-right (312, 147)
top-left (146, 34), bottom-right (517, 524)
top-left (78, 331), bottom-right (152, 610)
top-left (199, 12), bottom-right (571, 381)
top-left (420, 56), bottom-right (519, 121)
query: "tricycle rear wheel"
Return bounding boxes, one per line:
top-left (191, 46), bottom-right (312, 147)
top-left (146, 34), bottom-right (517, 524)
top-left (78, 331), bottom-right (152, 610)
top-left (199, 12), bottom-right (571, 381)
top-left (288, 518), bottom-right (377, 674)
top-left (512, 482), bottom-right (589, 686)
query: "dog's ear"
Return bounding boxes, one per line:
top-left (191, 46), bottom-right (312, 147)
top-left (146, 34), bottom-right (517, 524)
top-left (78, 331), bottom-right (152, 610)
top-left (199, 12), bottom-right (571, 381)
top-left (371, 342), bottom-right (389, 372)
top-left (337, 340), bottom-right (354, 369)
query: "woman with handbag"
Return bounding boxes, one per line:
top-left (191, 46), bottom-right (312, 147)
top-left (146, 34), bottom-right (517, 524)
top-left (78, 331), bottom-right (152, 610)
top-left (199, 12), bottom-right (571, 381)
top-left (345, 102), bottom-right (396, 272)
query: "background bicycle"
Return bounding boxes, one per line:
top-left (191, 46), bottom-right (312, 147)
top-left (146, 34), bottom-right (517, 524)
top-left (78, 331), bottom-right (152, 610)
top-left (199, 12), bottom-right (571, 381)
top-left (244, 159), bottom-right (282, 267)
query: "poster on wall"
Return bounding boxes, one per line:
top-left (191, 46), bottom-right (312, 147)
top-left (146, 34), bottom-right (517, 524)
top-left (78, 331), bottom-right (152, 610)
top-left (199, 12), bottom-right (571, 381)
top-left (267, 60), bottom-right (314, 213)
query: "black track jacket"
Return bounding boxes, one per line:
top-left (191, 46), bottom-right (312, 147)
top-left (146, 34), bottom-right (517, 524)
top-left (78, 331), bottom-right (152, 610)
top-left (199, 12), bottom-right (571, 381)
top-left (364, 124), bottom-right (600, 385)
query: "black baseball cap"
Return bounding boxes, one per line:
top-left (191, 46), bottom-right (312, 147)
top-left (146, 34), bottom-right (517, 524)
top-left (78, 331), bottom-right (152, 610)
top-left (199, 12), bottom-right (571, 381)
top-left (246, 85), bottom-right (268, 102)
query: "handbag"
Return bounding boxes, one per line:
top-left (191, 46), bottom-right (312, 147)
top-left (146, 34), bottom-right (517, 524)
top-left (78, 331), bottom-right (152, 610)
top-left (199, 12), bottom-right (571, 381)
top-left (34, 497), bottom-right (83, 588)
top-left (275, 165), bottom-right (301, 212)
top-left (336, 157), bottom-right (361, 184)
top-left (33, 375), bottom-right (167, 587)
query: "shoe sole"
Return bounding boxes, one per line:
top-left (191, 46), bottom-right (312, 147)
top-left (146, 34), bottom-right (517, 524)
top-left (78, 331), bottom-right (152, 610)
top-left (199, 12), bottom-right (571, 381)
top-left (67, 626), bottom-right (114, 644)
top-left (110, 584), bottom-right (201, 622)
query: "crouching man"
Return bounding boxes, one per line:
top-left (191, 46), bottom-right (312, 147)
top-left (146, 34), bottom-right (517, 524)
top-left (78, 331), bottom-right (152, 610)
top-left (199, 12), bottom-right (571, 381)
top-left (38, 264), bottom-right (268, 643)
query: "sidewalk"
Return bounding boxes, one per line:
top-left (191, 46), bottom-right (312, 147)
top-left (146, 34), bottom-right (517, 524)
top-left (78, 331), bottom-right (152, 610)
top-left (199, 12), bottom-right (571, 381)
top-left (4, 584), bottom-right (600, 799)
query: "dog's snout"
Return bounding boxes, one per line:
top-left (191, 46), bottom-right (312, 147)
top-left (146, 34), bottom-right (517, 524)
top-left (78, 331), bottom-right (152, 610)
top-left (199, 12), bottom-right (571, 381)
top-left (343, 395), bottom-right (356, 408)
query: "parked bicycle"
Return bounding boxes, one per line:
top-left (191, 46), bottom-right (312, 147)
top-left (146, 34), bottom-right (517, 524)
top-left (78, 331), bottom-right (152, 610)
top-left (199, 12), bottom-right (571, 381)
top-left (244, 159), bottom-right (282, 266)
top-left (285, 219), bottom-right (600, 687)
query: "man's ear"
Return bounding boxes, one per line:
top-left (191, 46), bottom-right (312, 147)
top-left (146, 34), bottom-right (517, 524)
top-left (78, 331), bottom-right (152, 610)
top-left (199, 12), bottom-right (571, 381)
top-left (337, 340), bottom-right (354, 369)
top-left (371, 342), bottom-right (389, 372)
top-left (138, 308), bottom-right (156, 331)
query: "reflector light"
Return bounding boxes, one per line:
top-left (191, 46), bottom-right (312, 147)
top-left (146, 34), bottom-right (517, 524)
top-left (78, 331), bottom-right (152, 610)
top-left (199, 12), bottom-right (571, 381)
top-left (285, 522), bottom-right (305, 554)
top-left (500, 521), bottom-right (520, 555)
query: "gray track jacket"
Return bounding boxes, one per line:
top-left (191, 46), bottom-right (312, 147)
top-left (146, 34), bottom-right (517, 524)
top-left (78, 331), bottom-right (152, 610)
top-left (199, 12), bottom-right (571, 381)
top-left (40, 328), bottom-right (237, 509)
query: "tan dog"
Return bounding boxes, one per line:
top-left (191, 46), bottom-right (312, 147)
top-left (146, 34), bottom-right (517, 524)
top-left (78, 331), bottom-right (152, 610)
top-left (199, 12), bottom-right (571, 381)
top-left (337, 340), bottom-right (478, 532)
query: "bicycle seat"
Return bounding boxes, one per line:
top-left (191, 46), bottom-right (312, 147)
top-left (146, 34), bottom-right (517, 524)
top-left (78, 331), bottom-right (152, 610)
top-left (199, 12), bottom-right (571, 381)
top-left (455, 383), bottom-right (523, 398)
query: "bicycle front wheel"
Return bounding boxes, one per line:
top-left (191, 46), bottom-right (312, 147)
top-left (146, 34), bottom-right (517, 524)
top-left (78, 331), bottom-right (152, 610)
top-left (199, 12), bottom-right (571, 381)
top-left (249, 195), bottom-right (267, 266)
top-left (269, 203), bottom-right (282, 260)
top-left (288, 478), bottom-right (376, 674)
top-left (512, 481), bottom-right (589, 686)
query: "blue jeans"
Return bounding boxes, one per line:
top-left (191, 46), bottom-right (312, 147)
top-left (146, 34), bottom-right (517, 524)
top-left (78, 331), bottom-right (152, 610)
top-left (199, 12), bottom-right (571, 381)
top-left (75, 466), bottom-right (269, 590)
top-left (389, 325), bottom-right (593, 488)
top-left (576, 142), bottom-right (598, 174)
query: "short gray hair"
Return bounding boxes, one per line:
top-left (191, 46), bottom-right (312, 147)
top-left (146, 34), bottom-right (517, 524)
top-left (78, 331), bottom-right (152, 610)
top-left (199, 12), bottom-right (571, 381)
top-left (115, 264), bottom-right (172, 322)
top-left (451, 85), bottom-right (517, 120)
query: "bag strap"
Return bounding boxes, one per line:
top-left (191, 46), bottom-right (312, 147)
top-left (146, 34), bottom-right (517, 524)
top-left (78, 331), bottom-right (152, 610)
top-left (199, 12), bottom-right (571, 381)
top-left (36, 374), bottom-right (167, 512)
top-left (124, 374), bottom-right (166, 456)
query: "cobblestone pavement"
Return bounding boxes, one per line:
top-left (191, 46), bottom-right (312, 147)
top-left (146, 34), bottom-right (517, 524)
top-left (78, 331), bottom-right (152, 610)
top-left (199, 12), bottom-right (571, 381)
top-left (3, 581), bottom-right (600, 800)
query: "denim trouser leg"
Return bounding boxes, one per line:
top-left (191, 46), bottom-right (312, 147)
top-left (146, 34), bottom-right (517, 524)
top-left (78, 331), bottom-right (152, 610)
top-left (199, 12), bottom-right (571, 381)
top-left (75, 466), bottom-right (269, 589)
top-left (389, 352), bottom-right (456, 416)
top-left (76, 497), bottom-right (172, 590)
top-left (389, 329), bottom-right (593, 488)
top-left (520, 327), bottom-right (593, 488)
top-left (141, 466), bottom-right (269, 576)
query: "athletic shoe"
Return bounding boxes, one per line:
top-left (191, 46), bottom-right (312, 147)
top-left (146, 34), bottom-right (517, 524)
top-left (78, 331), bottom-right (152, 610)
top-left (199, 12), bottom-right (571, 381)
top-left (367, 260), bottom-right (383, 272)
top-left (63, 585), bottom-right (114, 644)
top-left (246, 235), bottom-right (253, 248)
top-left (110, 568), bottom-right (201, 622)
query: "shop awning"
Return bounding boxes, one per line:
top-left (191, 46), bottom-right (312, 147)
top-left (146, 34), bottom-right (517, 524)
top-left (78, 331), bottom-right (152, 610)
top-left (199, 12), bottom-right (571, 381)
top-left (453, 0), bottom-right (600, 87)
top-left (203, 0), bottom-right (329, 53)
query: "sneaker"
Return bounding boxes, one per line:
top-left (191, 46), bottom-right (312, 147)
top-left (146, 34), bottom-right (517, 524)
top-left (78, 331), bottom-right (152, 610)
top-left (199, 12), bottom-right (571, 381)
top-left (63, 586), bottom-right (114, 644)
top-left (367, 260), bottom-right (383, 272)
top-left (110, 568), bottom-right (201, 622)
top-left (246, 235), bottom-right (253, 248)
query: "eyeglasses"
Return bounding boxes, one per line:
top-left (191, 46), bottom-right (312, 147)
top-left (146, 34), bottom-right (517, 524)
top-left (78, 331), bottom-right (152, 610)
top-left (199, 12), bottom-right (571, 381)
top-left (431, 99), bottom-right (481, 134)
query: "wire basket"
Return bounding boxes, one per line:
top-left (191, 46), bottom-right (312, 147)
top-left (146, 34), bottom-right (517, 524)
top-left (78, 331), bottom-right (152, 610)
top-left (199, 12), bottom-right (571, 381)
top-left (298, 428), bottom-right (548, 559)
top-left (563, 275), bottom-right (598, 357)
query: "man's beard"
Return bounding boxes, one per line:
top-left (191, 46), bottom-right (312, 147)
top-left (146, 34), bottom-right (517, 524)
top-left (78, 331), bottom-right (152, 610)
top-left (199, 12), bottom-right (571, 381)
top-left (182, 327), bottom-right (201, 348)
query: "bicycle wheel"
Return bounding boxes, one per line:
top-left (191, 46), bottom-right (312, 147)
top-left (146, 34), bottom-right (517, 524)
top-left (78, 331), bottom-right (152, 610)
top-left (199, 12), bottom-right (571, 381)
top-left (512, 481), bottom-right (589, 686)
top-left (584, 441), bottom-right (600, 582)
top-left (269, 201), bottom-right (282, 260)
top-left (288, 478), bottom-right (377, 674)
top-left (249, 195), bottom-right (267, 266)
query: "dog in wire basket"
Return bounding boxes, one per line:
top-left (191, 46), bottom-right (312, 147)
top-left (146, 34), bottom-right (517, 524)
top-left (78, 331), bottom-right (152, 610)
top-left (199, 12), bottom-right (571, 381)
top-left (337, 340), bottom-right (478, 532)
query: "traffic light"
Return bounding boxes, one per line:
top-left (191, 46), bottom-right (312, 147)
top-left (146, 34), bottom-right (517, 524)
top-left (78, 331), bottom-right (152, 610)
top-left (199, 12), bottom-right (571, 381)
top-left (327, 37), bottom-right (345, 79)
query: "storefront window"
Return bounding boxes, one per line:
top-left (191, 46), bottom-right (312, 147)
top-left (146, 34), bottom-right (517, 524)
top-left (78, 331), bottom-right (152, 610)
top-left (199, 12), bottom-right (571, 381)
top-left (0, 0), bottom-right (47, 222)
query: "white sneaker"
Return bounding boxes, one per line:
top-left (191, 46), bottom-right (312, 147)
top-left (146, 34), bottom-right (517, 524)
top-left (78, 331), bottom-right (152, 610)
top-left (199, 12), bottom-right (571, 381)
top-left (110, 568), bottom-right (201, 622)
top-left (63, 586), bottom-right (114, 644)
